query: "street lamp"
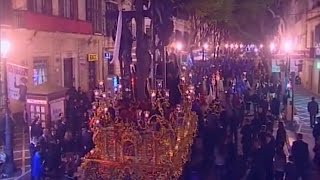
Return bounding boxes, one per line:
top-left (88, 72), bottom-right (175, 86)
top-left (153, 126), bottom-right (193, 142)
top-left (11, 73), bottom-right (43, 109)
top-left (282, 39), bottom-right (295, 122)
top-left (175, 42), bottom-right (183, 71)
top-left (175, 42), bottom-right (183, 51)
top-left (203, 43), bottom-right (209, 50)
top-left (202, 43), bottom-right (209, 61)
top-left (0, 38), bottom-right (14, 177)
top-left (269, 42), bottom-right (276, 52)
top-left (283, 40), bottom-right (293, 54)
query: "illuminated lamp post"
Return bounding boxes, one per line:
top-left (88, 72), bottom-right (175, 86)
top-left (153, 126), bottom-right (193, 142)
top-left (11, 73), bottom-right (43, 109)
top-left (269, 42), bottom-right (276, 53)
top-left (202, 43), bottom-right (209, 61)
top-left (1, 38), bottom-right (14, 177)
top-left (283, 40), bottom-right (295, 122)
top-left (175, 41), bottom-right (183, 70)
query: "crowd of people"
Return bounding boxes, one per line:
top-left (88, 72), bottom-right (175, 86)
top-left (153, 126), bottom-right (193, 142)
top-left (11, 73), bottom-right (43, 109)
top-left (5, 54), bottom-right (320, 180)
top-left (30, 87), bottom-right (93, 179)
top-left (183, 57), bottom-right (320, 180)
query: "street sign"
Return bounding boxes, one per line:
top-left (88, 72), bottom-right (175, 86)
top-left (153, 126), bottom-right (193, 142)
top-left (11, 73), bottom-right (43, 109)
top-left (317, 62), bottom-right (320, 69)
top-left (87, 54), bottom-right (98, 62)
top-left (272, 59), bottom-right (281, 72)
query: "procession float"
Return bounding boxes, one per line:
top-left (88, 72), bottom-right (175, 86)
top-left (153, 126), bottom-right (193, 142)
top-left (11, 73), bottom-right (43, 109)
top-left (79, 73), bottom-right (198, 179)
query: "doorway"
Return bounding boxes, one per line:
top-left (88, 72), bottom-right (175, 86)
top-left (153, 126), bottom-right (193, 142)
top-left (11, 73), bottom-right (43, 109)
top-left (63, 58), bottom-right (74, 88)
top-left (88, 61), bottom-right (96, 90)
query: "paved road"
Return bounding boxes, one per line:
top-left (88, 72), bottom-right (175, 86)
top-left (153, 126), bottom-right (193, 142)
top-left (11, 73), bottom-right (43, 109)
top-left (294, 85), bottom-right (317, 134)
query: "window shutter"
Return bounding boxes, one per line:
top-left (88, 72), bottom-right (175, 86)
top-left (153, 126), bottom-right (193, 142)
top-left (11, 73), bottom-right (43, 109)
top-left (72, 0), bottom-right (78, 20)
top-left (58, 0), bottom-right (64, 16)
top-left (46, 0), bottom-right (53, 15)
top-left (27, 0), bottom-right (34, 11)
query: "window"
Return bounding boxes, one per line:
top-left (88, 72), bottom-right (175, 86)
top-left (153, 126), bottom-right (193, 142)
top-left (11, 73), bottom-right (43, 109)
top-left (0, 0), bottom-right (11, 24)
top-left (87, 0), bottom-right (106, 34)
top-left (106, 2), bottom-right (118, 37)
top-left (33, 58), bottom-right (48, 85)
top-left (27, 0), bottom-right (52, 15)
top-left (59, 0), bottom-right (78, 19)
top-left (30, 104), bottom-right (46, 126)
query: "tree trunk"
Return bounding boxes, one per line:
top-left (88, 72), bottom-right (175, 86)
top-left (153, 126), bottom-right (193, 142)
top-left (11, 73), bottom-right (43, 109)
top-left (135, 0), bottom-right (147, 101)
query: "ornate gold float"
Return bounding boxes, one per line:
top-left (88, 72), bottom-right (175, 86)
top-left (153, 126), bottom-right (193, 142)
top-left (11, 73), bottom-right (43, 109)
top-left (79, 83), bottom-right (198, 179)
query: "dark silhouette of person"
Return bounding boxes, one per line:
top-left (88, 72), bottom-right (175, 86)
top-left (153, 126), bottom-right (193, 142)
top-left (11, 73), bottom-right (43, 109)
top-left (308, 97), bottom-right (319, 128)
top-left (14, 77), bottom-right (28, 102)
top-left (291, 133), bottom-right (309, 179)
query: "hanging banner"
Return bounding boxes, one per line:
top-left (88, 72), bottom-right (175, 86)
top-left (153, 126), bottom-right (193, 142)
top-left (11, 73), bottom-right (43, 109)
top-left (6, 63), bottom-right (28, 101)
top-left (111, 10), bottom-right (123, 76)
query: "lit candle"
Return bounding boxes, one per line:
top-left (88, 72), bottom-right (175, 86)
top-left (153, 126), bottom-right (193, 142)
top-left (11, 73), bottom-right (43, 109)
top-left (104, 107), bottom-right (108, 112)
top-left (102, 93), bottom-right (107, 98)
top-left (99, 81), bottom-right (104, 86)
top-left (137, 110), bottom-right (142, 119)
top-left (94, 90), bottom-right (99, 96)
top-left (181, 76), bottom-right (185, 81)
top-left (165, 90), bottom-right (169, 98)
top-left (151, 91), bottom-right (156, 98)
top-left (145, 111), bottom-right (150, 118)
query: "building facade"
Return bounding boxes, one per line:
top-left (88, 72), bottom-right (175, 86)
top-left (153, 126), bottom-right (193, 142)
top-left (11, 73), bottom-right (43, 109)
top-left (0, 0), bottom-right (120, 112)
top-left (0, 0), bottom-right (190, 112)
top-left (279, 0), bottom-right (320, 95)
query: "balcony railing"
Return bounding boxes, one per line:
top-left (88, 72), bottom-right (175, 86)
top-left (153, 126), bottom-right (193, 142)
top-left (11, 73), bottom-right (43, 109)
top-left (13, 10), bottom-right (92, 34)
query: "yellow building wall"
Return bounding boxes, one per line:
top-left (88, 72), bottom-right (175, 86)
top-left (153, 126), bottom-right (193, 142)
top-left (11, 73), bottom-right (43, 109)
top-left (2, 28), bottom-right (106, 112)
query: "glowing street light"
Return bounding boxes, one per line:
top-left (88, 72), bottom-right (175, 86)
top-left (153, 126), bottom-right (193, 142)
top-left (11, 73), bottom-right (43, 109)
top-left (0, 40), bottom-right (10, 58)
top-left (203, 43), bottom-right (209, 50)
top-left (269, 42), bottom-right (276, 52)
top-left (239, 44), bottom-right (244, 49)
top-left (259, 44), bottom-right (264, 48)
top-left (230, 43), bottom-right (234, 49)
top-left (283, 40), bottom-right (293, 53)
top-left (175, 42), bottom-right (183, 51)
top-left (235, 44), bottom-right (239, 49)
top-left (225, 44), bottom-right (229, 49)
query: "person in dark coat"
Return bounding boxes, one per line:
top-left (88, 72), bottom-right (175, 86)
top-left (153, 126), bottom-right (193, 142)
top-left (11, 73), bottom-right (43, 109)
top-left (291, 133), bottom-right (309, 179)
top-left (285, 155), bottom-right (297, 180)
top-left (270, 97), bottom-right (281, 118)
top-left (0, 113), bottom-right (5, 146)
top-left (30, 118), bottom-right (42, 139)
top-left (276, 121), bottom-right (287, 149)
top-left (313, 137), bottom-right (320, 168)
top-left (308, 97), bottom-right (319, 128)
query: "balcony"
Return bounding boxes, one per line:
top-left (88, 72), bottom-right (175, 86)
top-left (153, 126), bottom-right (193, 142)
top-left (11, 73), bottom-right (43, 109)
top-left (13, 10), bottom-right (92, 35)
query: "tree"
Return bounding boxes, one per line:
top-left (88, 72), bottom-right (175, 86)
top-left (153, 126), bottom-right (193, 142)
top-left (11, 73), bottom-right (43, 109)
top-left (179, 0), bottom-right (234, 48)
top-left (230, 0), bottom-right (290, 43)
top-left (178, 0), bottom-right (289, 45)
